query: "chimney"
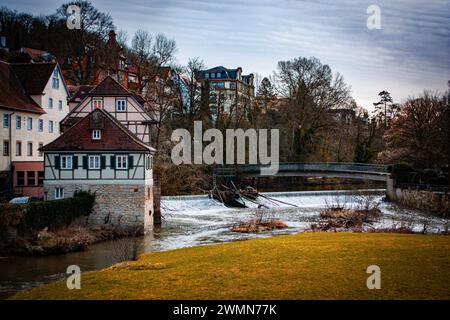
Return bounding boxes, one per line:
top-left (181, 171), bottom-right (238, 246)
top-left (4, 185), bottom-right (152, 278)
top-left (108, 30), bottom-right (117, 43)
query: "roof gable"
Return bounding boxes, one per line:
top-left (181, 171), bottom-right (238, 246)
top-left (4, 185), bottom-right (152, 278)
top-left (41, 108), bottom-right (154, 152)
top-left (10, 62), bottom-right (56, 95)
top-left (89, 75), bottom-right (131, 96)
top-left (0, 61), bottom-right (45, 114)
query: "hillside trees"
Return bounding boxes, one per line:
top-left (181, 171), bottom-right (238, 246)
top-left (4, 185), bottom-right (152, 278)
top-left (274, 57), bottom-right (352, 161)
top-left (379, 91), bottom-right (448, 168)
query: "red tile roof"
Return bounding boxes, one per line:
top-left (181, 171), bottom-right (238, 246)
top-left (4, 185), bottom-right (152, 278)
top-left (41, 108), bottom-right (155, 152)
top-left (0, 61), bottom-right (45, 114)
top-left (10, 62), bottom-right (56, 95)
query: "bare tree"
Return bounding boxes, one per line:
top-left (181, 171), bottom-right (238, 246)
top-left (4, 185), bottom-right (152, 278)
top-left (379, 91), bottom-right (448, 167)
top-left (183, 57), bottom-right (205, 120)
top-left (56, 1), bottom-right (115, 84)
top-left (129, 30), bottom-right (177, 95)
top-left (274, 56), bottom-right (352, 161)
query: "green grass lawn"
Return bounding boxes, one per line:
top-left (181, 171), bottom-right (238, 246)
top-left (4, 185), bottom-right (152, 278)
top-left (12, 233), bottom-right (450, 300)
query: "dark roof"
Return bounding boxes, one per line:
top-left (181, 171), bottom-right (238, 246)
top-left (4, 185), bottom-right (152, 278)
top-left (0, 61), bottom-right (45, 114)
top-left (40, 108), bottom-right (155, 152)
top-left (68, 80), bottom-right (145, 105)
top-left (68, 85), bottom-right (95, 103)
top-left (10, 62), bottom-right (56, 95)
top-left (89, 75), bottom-right (131, 96)
top-left (200, 66), bottom-right (237, 80)
top-left (133, 93), bottom-right (146, 105)
top-left (199, 66), bottom-right (254, 85)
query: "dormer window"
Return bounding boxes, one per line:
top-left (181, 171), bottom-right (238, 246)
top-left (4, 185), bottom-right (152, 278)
top-left (92, 129), bottom-right (101, 140)
top-left (116, 99), bottom-right (127, 112)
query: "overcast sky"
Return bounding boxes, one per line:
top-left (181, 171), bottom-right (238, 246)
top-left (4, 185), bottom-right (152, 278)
top-left (3, 0), bottom-right (449, 110)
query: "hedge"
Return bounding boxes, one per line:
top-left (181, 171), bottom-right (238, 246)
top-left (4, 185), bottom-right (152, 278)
top-left (0, 191), bottom-right (95, 237)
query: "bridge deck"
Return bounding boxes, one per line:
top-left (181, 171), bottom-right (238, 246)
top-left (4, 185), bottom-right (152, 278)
top-left (213, 162), bottom-right (390, 182)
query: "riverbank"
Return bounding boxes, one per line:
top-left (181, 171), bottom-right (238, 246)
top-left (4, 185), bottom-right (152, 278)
top-left (0, 224), bottom-right (134, 257)
top-left (11, 232), bottom-right (450, 300)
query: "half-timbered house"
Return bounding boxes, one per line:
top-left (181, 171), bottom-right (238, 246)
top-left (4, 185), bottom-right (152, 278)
top-left (40, 108), bottom-right (156, 233)
top-left (60, 75), bottom-right (156, 146)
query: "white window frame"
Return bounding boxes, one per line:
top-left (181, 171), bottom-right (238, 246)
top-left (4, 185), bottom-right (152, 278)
top-left (3, 140), bottom-right (9, 156)
top-left (3, 114), bottom-right (9, 128)
top-left (49, 98), bottom-right (53, 109)
top-left (146, 155), bottom-right (152, 170)
top-left (16, 141), bottom-right (21, 156)
top-left (60, 155), bottom-right (73, 170)
top-left (27, 142), bottom-right (33, 156)
top-left (52, 69), bottom-right (59, 89)
top-left (58, 100), bottom-right (63, 110)
top-left (116, 99), bottom-right (127, 112)
top-left (16, 116), bottom-right (21, 129)
top-left (92, 130), bottom-right (101, 140)
top-left (55, 187), bottom-right (64, 199)
top-left (49, 120), bottom-right (54, 133)
top-left (27, 117), bottom-right (32, 131)
top-left (116, 155), bottom-right (128, 170)
top-left (92, 98), bottom-right (103, 110)
top-left (38, 119), bottom-right (44, 132)
top-left (88, 155), bottom-right (101, 169)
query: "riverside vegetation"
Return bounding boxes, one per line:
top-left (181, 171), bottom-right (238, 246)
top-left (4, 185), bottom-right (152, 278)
top-left (0, 191), bottom-right (133, 256)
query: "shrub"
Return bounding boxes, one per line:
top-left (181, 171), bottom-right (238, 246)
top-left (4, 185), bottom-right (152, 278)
top-left (389, 163), bottom-right (414, 183)
top-left (0, 191), bottom-right (95, 237)
top-left (21, 191), bottom-right (95, 231)
top-left (428, 176), bottom-right (448, 185)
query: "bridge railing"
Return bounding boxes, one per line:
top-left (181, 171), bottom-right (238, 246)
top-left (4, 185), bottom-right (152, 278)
top-left (235, 162), bottom-right (388, 174)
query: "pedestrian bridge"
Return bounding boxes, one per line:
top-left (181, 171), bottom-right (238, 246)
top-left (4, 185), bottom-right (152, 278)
top-left (213, 162), bottom-right (390, 182)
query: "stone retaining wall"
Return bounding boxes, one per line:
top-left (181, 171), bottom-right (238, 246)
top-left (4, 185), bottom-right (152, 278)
top-left (387, 179), bottom-right (450, 217)
top-left (45, 183), bottom-right (153, 234)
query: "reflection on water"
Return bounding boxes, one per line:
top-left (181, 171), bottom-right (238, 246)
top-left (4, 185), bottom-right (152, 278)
top-left (1, 189), bottom-right (449, 297)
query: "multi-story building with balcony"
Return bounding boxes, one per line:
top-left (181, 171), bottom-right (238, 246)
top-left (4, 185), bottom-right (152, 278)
top-left (198, 66), bottom-right (255, 119)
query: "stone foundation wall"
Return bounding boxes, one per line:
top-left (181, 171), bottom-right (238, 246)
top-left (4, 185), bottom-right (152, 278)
top-left (388, 184), bottom-right (450, 217)
top-left (45, 183), bottom-right (154, 234)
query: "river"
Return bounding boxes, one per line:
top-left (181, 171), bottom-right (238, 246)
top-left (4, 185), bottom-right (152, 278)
top-left (1, 189), bottom-right (449, 298)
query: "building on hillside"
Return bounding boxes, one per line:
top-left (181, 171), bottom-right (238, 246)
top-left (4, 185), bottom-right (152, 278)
top-left (40, 108), bottom-right (155, 233)
top-left (198, 66), bottom-right (255, 119)
top-left (59, 30), bottom-right (140, 91)
top-left (0, 61), bottom-right (70, 198)
top-left (19, 47), bottom-right (55, 63)
top-left (61, 76), bottom-right (157, 146)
